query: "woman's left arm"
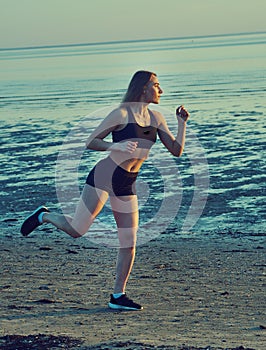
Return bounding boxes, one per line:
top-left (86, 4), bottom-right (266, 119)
top-left (157, 106), bottom-right (189, 157)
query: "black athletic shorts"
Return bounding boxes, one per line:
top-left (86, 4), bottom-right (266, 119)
top-left (86, 157), bottom-right (138, 196)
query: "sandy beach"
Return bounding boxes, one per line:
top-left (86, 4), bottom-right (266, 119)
top-left (0, 225), bottom-right (265, 349)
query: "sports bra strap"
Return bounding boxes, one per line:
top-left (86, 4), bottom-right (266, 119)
top-left (126, 106), bottom-right (157, 127)
top-left (126, 106), bottom-right (135, 123)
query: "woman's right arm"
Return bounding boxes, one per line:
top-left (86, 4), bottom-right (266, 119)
top-left (85, 108), bottom-right (138, 153)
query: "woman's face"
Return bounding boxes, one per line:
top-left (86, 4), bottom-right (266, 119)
top-left (142, 75), bottom-right (163, 104)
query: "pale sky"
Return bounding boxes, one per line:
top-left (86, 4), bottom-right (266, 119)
top-left (0, 0), bottom-right (265, 48)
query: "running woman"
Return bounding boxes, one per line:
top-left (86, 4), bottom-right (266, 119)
top-left (21, 70), bottom-right (189, 310)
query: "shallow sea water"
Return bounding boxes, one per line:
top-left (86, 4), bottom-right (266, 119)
top-left (0, 32), bottom-right (265, 241)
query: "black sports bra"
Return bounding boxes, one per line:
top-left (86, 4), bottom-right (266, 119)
top-left (112, 107), bottom-right (157, 147)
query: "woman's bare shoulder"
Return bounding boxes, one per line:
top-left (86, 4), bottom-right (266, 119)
top-left (101, 106), bottom-right (127, 126)
top-left (108, 106), bottom-right (128, 120)
top-left (149, 109), bottom-right (165, 125)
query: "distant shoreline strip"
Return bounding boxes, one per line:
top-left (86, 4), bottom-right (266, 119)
top-left (1, 31), bottom-right (266, 52)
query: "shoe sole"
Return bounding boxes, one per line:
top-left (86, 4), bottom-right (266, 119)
top-left (108, 302), bottom-right (143, 311)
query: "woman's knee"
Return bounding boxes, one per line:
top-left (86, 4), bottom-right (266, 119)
top-left (69, 220), bottom-right (93, 238)
top-left (117, 227), bottom-right (138, 248)
top-left (69, 228), bottom-right (86, 239)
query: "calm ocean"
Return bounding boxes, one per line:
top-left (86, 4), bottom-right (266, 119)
top-left (1, 32), bottom-right (265, 240)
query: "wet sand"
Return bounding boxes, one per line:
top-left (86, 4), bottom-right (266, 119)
top-left (0, 228), bottom-right (265, 349)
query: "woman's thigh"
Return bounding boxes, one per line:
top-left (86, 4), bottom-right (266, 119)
top-left (71, 184), bottom-right (109, 234)
top-left (109, 195), bottom-right (139, 248)
top-left (109, 195), bottom-right (138, 227)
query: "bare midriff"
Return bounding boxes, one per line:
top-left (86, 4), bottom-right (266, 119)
top-left (109, 148), bottom-right (150, 172)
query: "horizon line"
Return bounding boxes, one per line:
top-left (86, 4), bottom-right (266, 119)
top-left (0, 30), bottom-right (265, 52)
